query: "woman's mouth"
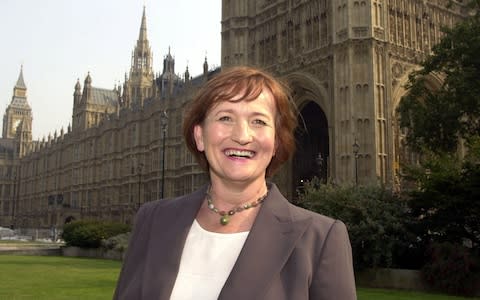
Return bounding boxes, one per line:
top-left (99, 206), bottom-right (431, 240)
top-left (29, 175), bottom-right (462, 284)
top-left (224, 149), bottom-right (255, 158)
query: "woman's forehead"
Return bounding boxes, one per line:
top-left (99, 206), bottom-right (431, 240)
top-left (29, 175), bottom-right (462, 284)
top-left (211, 90), bottom-right (275, 110)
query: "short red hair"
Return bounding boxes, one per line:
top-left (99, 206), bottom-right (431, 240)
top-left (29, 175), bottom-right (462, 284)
top-left (183, 66), bottom-right (297, 177)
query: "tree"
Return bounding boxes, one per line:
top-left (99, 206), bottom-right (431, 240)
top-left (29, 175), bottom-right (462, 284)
top-left (298, 179), bottom-right (415, 270)
top-left (397, 1), bottom-right (480, 153)
top-left (406, 151), bottom-right (480, 250)
top-left (405, 146), bottom-right (480, 296)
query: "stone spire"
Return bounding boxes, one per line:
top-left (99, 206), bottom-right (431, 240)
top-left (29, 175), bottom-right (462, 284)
top-left (127, 6), bottom-right (154, 107)
top-left (16, 65), bottom-right (27, 90)
top-left (11, 65), bottom-right (29, 104)
top-left (184, 64), bottom-right (190, 84)
top-left (203, 55), bottom-right (209, 78)
top-left (138, 6), bottom-right (148, 43)
top-left (3, 65), bottom-right (32, 140)
top-left (131, 5), bottom-right (152, 72)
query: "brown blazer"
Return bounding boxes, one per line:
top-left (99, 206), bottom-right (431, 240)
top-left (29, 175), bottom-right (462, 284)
top-left (113, 184), bottom-right (357, 300)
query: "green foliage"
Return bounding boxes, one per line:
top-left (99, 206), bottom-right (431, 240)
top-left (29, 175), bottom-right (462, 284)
top-left (101, 232), bottom-right (130, 252)
top-left (298, 178), bottom-right (413, 270)
top-left (62, 220), bottom-right (130, 248)
top-left (406, 151), bottom-right (480, 250)
top-left (397, 1), bottom-right (480, 153)
top-left (422, 242), bottom-right (480, 296)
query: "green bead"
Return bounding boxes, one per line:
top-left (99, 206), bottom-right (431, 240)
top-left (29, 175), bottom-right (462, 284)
top-left (220, 215), bottom-right (230, 225)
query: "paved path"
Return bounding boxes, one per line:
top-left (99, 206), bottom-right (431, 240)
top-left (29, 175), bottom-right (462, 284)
top-left (0, 242), bottom-right (63, 255)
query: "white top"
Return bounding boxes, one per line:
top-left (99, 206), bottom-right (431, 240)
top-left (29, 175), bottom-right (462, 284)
top-left (169, 219), bottom-right (249, 300)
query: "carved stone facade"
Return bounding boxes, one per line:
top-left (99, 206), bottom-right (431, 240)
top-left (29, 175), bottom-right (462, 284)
top-left (0, 2), bottom-right (469, 229)
top-left (0, 66), bottom-right (34, 227)
top-left (221, 0), bottom-right (467, 194)
top-left (2, 8), bottom-right (216, 228)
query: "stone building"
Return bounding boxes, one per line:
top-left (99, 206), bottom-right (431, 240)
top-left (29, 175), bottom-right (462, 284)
top-left (221, 0), bottom-right (467, 194)
top-left (0, 66), bottom-right (34, 227)
top-left (3, 8), bottom-right (216, 228)
top-left (1, 1), bottom-right (470, 229)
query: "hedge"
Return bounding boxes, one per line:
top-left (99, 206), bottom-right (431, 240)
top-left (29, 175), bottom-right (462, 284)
top-left (62, 220), bottom-right (130, 248)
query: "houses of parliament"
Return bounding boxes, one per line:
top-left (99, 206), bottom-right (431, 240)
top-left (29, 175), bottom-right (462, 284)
top-left (0, 0), bottom-right (468, 229)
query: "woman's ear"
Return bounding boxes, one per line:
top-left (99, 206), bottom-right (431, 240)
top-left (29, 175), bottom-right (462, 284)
top-left (193, 125), bottom-right (205, 151)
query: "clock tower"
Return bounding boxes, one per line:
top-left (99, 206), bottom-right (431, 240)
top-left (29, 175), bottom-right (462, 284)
top-left (2, 66), bottom-right (33, 149)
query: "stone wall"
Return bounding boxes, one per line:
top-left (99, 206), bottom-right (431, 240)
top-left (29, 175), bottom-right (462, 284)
top-left (356, 268), bottom-right (427, 291)
top-left (62, 246), bottom-right (124, 261)
top-left (356, 268), bottom-right (480, 296)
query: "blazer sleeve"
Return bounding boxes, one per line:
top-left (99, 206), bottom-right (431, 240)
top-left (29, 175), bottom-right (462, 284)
top-left (113, 203), bottom-right (151, 300)
top-left (310, 220), bottom-right (357, 299)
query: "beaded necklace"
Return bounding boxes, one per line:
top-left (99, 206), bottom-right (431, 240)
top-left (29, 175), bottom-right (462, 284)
top-left (206, 188), bottom-right (268, 226)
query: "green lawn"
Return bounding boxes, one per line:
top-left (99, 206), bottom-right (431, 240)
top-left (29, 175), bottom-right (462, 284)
top-left (0, 255), bottom-right (478, 299)
top-left (358, 288), bottom-right (479, 300)
top-left (0, 255), bottom-right (121, 300)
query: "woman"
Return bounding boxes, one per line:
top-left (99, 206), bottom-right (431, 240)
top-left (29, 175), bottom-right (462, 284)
top-left (114, 66), bottom-right (356, 299)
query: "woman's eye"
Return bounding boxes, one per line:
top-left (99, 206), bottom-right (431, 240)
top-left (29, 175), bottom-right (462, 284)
top-left (218, 116), bottom-right (231, 122)
top-left (253, 119), bottom-right (267, 126)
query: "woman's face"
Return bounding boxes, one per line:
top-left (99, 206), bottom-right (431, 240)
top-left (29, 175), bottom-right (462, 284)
top-left (194, 89), bottom-right (277, 185)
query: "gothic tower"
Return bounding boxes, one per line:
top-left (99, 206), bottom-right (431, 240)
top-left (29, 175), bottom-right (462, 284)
top-left (2, 66), bottom-right (33, 156)
top-left (221, 0), bottom-right (467, 195)
top-left (71, 72), bottom-right (120, 132)
top-left (126, 6), bottom-right (155, 107)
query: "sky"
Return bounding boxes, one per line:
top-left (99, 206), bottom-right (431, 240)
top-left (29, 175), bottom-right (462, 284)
top-left (0, 0), bottom-right (222, 140)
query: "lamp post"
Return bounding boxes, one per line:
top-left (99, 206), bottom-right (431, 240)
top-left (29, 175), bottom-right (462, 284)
top-left (11, 174), bottom-right (16, 229)
top-left (160, 110), bottom-right (168, 199)
top-left (352, 139), bottom-right (360, 185)
top-left (316, 153), bottom-right (324, 182)
top-left (137, 163), bottom-right (144, 209)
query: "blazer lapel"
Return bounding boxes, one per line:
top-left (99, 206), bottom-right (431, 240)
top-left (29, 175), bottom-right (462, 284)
top-left (218, 184), bottom-right (312, 299)
top-left (141, 186), bottom-right (207, 300)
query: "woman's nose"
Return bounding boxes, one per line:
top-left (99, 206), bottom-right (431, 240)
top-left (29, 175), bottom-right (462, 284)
top-left (231, 121), bottom-right (253, 144)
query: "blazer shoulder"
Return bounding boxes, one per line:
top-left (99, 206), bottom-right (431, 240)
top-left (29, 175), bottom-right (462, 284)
top-left (285, 201), bottom-right (350, 242)
top-left (135, 186), bottom-right (207, 222)
top-left (287, 202), bottom-right (337, 226)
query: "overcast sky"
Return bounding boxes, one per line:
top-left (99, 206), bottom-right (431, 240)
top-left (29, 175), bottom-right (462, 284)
top-left (0, 0), bottom-right (221, 139)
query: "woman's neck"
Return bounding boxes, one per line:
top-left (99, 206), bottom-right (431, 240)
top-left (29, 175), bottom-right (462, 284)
top-left (196, 177), bottom-right (269, 233)
top-left (208, 178), bottom-right (268, 209)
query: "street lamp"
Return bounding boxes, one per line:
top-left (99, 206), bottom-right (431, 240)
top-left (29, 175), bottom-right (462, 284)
top-left (11, 174), bottom-right (16, 229)
top-left (137, 163), bottom-right (144, 209)
top-left (160, 110), bottom-right (168, 199)
top-left (352, 139), bottom-right (360, 185)
top-left (316, 153), bottom-right (324, 182)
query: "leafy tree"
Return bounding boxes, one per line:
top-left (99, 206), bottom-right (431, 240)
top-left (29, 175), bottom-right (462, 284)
top-left (406, 146), bottom-right (480, 251)
top-left (397, 0), bottom-right (480, 153)
top-left (298, 179), bottom-right (415, 270)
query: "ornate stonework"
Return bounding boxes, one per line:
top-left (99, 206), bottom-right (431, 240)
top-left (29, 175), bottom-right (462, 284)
top-left (1, 8), bottom-right (215, 229)
top-left (0, 1), bottom-right (469, 229)
top-left (222, 0), bottom-right (467, 195)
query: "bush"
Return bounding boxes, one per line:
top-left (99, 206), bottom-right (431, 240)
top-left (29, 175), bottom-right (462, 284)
top-left (422, 242), bottom-right (480, 296)
top-left (62, 220), bottom-right (130, 248)
top-left (405, 152), bottom-right (480, 250)
top-left (101, 232), bottom-right (130, 252)
top-left (298, 178), bottom-right (415, 270)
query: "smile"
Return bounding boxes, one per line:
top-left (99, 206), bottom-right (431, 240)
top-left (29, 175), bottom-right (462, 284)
top-left (224, 149), bottom-right (255, 158)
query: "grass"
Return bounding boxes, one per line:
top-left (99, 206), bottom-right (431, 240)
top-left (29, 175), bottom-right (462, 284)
top-left (0, 255), bottom-right (478, 299)
top-left (0, 255), bottom-right (121, 300)
top-left (358, 288), bottom-right (479, 300)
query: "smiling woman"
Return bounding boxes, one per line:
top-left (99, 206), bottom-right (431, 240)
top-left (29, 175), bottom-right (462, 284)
top-left (192, 90), bottom-right (277, 189)
top-left (113, 66), bottom-right (357, 300)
